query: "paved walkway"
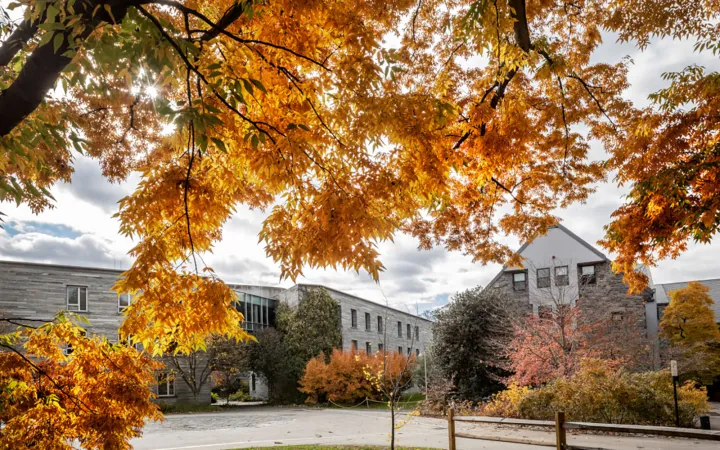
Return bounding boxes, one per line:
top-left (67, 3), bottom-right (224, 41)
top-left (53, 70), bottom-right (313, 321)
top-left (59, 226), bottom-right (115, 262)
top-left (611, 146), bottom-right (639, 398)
top-left (132, 407), bottom-right (718, 450)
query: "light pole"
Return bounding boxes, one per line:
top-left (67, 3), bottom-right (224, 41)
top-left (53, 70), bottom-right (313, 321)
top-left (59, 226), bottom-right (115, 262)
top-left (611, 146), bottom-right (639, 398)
top-left (671, 360), bottom-right (680, 427)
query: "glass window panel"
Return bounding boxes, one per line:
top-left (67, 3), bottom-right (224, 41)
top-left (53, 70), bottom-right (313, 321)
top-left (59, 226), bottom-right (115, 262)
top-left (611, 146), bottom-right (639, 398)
top-left (581, 265), bottom-right (595, 275)
top-left (67, 287), bottom-right (78, 309)
top-left (79, 287), bottom-right (87, 311)
top-left (555, 266), bottom-right (568, 276)
top-left (513, 272), bottom-right (526, 282)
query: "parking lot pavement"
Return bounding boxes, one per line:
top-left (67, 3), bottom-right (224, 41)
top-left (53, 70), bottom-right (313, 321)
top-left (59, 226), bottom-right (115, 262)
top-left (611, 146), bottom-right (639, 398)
top-left (132, 406), bottom-right (720, 450)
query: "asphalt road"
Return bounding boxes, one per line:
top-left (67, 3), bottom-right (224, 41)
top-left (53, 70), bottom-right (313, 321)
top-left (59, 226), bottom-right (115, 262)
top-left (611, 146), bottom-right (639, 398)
top-left (132, 406), bottom-right (719, 450)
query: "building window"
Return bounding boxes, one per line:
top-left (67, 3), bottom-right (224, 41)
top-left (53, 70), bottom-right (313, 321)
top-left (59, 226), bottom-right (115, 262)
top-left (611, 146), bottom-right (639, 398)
top-left (366, 342), bottom-right (372, 353)
top-left (397, 321), bottom-right (402, 337)
top-left (377, 316), bottom-right (383, 333)
top-left (378, 343), bottom-right (384, 352)
top-left (538, 305), bottom-right (553, 319)
top-left (118, 292), bottom-right (133, 313)
top-left (407, 324), bottom-right (411, 340)
top-left (63, 343), bottom-right (74, 356)
top-left (365, 312), bottom-right (371, 331)
top-left (251, 373), bottom-right (256, 392)
top-left (398, 346), bottom-right (403, 354)
top-left (66, 286), bottom-right (88, 312)
top-left (407, 347), bottom-right (411, 356)
top-left (512, 272), bottom-right (526, 291)
top-left (351, 309), bottom-right (357, 328)
top-left (537, 268), bottom-right (550, 288)
top-left (415, 326), bottom-right (419, 340)
top-left (351, 340), bottom-right (358, 351)
top-left (612, 312), bottom-right (624, 322)
top-left (554, 266), bottom-right (569, 286)
top-left (580, 265), bottom-right (596, 285)
top-left (157, 372), bottom-right (175, 397)
top-left (416, 348), bottom-right (420, 357)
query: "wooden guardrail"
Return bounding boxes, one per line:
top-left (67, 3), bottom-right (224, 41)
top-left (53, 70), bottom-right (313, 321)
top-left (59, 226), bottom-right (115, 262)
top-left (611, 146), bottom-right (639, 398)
top-left (447, 409), bottom-right (720, 449)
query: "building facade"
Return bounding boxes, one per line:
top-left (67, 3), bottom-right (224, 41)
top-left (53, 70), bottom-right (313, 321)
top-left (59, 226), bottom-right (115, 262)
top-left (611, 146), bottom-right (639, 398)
top-left (486, 224), bottom-right (654, 363)
top-left (0, 260), bottom-right (434, 404)
top-left (0, 260), bottom-right (212, 405)
top-left (277, 284), bottom-right (433, 358)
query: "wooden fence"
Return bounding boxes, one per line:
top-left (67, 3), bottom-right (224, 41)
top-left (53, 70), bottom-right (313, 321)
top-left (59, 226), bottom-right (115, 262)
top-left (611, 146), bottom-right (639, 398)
top-left (446, 408), bottom-right (720, 449)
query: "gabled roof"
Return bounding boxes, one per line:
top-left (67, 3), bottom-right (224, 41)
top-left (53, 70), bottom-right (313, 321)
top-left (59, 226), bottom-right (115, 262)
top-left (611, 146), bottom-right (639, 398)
top-left (484, 223), bottom-right (609, 289)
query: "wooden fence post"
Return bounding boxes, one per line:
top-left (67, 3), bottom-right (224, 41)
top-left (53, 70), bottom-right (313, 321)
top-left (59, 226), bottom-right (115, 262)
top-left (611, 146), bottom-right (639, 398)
top-left (555, 411), bottom-right (566, 450)
top-left (448, 408), bottom-right (456, 450)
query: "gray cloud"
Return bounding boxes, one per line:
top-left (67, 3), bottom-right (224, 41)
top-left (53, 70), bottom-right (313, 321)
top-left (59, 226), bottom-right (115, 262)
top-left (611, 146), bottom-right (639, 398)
top-left (59, 156), bottom-right (137, 213)
top-left (0, 228), bottom-right (129, 269)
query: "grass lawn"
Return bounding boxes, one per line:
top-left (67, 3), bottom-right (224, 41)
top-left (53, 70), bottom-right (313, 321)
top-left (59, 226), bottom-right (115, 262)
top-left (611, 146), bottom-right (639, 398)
top-left (238, 446), bottom-right (439, 449)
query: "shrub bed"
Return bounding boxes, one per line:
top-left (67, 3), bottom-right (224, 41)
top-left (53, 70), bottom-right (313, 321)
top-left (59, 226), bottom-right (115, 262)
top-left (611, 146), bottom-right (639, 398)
top-left (477, 359), bottom-right (709, 427)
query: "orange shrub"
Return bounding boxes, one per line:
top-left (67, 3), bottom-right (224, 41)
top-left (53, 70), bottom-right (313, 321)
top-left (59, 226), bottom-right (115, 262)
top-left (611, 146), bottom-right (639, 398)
top-left (299, 349), bottom-right (416, 404)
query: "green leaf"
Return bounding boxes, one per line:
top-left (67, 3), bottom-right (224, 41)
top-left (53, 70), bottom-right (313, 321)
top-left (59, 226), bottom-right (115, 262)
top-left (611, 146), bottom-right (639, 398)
top-left (251, 134), bottom-right (259, 149)
top-left (53, 33), bottom-right (64, 53)
top-left (250, 78), bottom-right (267, 93)
top-left (211, 138), bottom-right (227, 153)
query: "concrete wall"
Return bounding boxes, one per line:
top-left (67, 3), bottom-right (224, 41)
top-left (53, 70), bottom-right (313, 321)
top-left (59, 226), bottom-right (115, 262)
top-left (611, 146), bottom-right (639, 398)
top-left (291, 285), bottom-right (434, 356)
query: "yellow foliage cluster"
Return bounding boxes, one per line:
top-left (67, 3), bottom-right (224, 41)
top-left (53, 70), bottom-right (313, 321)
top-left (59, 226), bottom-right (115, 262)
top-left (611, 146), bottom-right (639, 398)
top-left (479, 359), bottom-right (709, 427)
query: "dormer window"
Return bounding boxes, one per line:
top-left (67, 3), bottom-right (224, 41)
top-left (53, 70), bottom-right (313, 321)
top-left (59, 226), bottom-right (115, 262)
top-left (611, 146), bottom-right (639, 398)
top-left (513, 272), bottom-right (526, 291)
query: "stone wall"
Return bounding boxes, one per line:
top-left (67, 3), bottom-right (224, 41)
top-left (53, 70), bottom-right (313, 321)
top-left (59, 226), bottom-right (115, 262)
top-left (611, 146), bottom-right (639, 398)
top-left (487, 270), bottom-right (533, 314)
top-left (576, 261), bottom-right (649, 328)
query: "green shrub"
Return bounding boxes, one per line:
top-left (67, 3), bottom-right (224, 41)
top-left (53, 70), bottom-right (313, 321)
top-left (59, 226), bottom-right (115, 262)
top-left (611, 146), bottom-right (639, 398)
top-left (211, 392), bottom-right (219, 403)
top-left (481, 359), bottom-right (709, 427)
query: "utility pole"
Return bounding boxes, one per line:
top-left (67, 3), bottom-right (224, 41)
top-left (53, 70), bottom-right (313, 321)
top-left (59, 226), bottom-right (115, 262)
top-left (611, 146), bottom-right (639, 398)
top-left (671, 360), bottom-right (680, 427)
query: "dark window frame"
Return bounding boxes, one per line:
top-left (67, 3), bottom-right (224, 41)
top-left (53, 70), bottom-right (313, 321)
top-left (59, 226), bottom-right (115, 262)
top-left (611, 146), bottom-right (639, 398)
top-left (377, 316), bottom-right (383, 333)
top-left (351, 309), bottom-right (357, 328)
top-left (512, 272), bottom-right (527, 291)
top-left (554, 266), bottom-right (569, 286)
top-left (397, 321), bottom-right (402, 337)
top-left (365, 312), bottom-right (371, 331)
top-left (366, 342), bottom-right (372, 353)
top-left (579, 264), bottom-right (597, 285)
top-left (537, 268), bottom-right (551, 288)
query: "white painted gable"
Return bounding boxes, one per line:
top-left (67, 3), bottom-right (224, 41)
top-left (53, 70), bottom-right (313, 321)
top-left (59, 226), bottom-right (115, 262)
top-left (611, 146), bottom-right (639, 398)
top-left (518, 226), bottom-right (606, 269)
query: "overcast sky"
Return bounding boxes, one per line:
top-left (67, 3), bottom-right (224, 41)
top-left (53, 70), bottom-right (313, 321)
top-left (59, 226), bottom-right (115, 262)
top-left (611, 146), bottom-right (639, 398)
top-left (2, 31), bottom-right (720, 314)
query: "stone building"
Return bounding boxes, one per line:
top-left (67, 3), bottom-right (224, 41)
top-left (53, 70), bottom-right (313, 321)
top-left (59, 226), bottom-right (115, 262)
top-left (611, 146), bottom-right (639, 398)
top-left (277, 283), bottom-right (433, 358)
top-left (0, 259), bottom-right (433, 404)
top-left (486, 224), bottom-right (654, 364)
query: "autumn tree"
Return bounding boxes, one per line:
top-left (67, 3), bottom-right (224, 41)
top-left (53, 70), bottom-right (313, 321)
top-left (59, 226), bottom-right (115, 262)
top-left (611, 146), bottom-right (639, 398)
top-left (4, 0), bottom-right (720, 444)
top-left (660, 282), bottom-right (720, 383)
top-left (432, 287), bottom-right (516, 400)
top-left (0, 314), bottom-right (161, 448)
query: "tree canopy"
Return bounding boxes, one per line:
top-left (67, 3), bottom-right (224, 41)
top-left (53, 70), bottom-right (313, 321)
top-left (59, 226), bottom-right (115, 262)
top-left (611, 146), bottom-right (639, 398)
top-left (659, 281), bottom-right (720, 382)
top-left (432, 287), bottom-right (515, 400)
top-left (2, 0), bottom-right (718, 349)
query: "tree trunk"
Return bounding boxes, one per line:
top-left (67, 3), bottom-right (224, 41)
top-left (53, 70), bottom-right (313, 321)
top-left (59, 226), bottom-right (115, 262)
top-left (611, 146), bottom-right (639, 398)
top-left (0, 2), bottom-right (129, 136)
